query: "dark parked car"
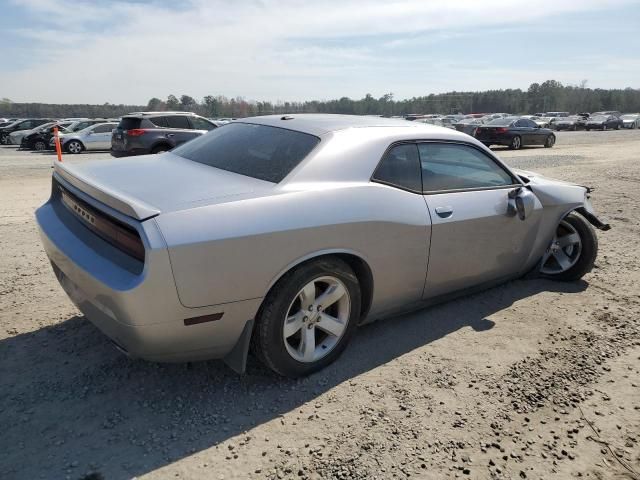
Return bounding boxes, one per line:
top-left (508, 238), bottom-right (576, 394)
top-left (585, 115), bottom-right (622, 130)
top-left (454, 118), bottom-right (484, 136)
top-left (0, 118), bottom-right (55, 145)
top-left (111, 112), bottom-right (217, 157)
top-left (475, 117), bottom-right (556, 150)
top-left (21, 124), bottom-right (71, 151)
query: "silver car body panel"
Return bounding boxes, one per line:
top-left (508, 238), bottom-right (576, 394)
top-left (36, 114), bottom-right (601, 366)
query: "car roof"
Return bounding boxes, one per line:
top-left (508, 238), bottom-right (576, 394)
top-left (125, 111), bottom-right (197, 117)
top-left (235, 114), bottom-right (436, 136)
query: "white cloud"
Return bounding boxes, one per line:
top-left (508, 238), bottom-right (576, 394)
top-left (1, 0), bottom-right (639, 104)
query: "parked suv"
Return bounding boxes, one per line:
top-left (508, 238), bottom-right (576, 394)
top-left (111, 112), bottom-right (216, 157)
top-left (0, 118), bottom-right (55, 144)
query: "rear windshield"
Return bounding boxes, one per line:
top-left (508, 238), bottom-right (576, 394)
top-left (117, 117), bottom-right (142, 130)
top-left (172, 123), bottom-right (320, 183)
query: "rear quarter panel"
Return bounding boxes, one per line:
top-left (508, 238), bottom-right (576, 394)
top-left (156, 183), bottom-right (431, 317)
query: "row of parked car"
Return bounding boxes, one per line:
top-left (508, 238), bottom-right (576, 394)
top-left (2, 109), bottom-right (638, 157)
top-left (405, 111), bottom-right (640, 134)
top-left (0, 112), bottom-right (222, 156)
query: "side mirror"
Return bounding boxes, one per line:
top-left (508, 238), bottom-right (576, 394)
top-left (508, 188), bottom-right (535, 220)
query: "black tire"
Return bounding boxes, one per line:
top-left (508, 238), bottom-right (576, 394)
top-left (509, 135), bottom-right (522, 150)
top-left (544, 134), bottom-right (556, 148)
top-left (151, 144), bottom-right (170, 154)
top-left (34, 140), bottom-right (47, 151)
top-left (540, 212), bottom-right (598, 282)
top-left (615, 123), bottom-right (620, 130)
top-left (66, 140), bottom-right (83, 154)
top-left (602, 124), bottom-right (607, 131)
top-left (252, 257), bottom-right (361, 377)
top-left (586, 127), bottom-right (590, 131)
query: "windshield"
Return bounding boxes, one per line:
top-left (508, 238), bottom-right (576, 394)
top-left (590, 115), bottom-right (607, 121)
top-left (621, 114), bottom-right (638, 119)
top-left (172, 123), bottom-right (320, 183)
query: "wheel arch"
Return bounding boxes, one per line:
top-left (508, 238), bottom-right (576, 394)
top-left (65, 138), bottom-right (85, 151)
top-left (261, 249), bottom-right (374, 322)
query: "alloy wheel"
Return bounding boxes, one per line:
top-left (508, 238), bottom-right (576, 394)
top-left (512, 136), bottom-right (521, 149)
top-left (283, 276), bottom-right (351, 363)
top-left (540, 220), bottom-right (582, 275)
top-left (68, 141), bottom-right (82, 154)
top-left (34, 141), bottom-right (46, 151)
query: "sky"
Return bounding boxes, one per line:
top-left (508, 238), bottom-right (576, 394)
top-left (0, 0), bottom-right (639, 105)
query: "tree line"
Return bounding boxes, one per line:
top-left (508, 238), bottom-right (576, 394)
top-left (2, 80), bottom-right (639, 119)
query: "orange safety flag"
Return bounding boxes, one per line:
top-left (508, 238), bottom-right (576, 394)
top-left (53, 126), bottom-right (63, 162)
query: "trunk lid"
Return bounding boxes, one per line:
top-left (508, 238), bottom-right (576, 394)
top-left (53, 152), bottom-right (274, 221)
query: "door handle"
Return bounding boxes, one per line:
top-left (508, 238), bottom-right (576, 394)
top-left (435, 206), bottom-right (453, 218)
top-left (166, 133), bottom-right (175, 137)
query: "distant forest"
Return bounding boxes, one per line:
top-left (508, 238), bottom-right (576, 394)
top-left (2, 80), bottom-right (639, 119)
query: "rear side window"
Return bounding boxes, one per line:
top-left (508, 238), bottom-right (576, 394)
top-left (372, 144), bottom-right (422, 191)
top-left (418, 143), bottom-right (516, 192)
top-left (118, 117), bottom-right (142, 130)
top-left (166, 116), bottom-right (191, 129)
top-left (172, 123), bottom-right (319, 183)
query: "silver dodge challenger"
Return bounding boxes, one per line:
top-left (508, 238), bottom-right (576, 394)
top-left (36, 114), bottom-right (610, 377)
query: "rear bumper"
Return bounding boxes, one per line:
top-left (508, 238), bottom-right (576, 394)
top-left (35, 178), bottom-right (261, 362)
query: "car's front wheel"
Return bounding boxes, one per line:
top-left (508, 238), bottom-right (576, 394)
top-left (252, 257), bottom-right (361, 377)
top-left (544, 134), bottom-right (556, 148)
top-left (66, 140), bottom-right (83, 154)
top-left (539, 212), bottom-right (598, 281)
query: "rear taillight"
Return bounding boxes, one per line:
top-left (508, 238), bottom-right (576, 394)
top-left (59, 187), bottom-right (145, 262)
top-left (126, 129), bottom-right (148, 137)
top-left (496, 127), bottom-right (508, 134)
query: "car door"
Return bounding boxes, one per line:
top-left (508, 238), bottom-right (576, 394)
top-left (166, 115), bottom-right (200, 146)
top-left (88, 124), bottom-right (115, 150)
top-left (418, 142), bottom-right (543, 299)
top-left (516, 119), bottom-right (538, 145)
top-left (81, 125), bottom-right (101, 150)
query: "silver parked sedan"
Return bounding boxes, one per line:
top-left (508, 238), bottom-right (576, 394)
top-left (36, 115), bottom-right (610, 377)
top-left (52, 122), bottom-right (118, 153)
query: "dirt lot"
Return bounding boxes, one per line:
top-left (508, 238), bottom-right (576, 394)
top-left (1, 131), bottom-right (639, 480)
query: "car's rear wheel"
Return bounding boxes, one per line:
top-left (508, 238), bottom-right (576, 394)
top-left (252, 257), bottom-right (361, 377)
top-left (34, 140), bottom-right (47, 151)
top-left (539, 212), bottom-right (597, 281)
top-left (509, 135), bottom-right (522, 150)
top-left (66, 140), bottom-right (83, 154)
top-left (544, 134), bottom-right (556, 148)
top-left (602, 124), bottom-right (607, 131)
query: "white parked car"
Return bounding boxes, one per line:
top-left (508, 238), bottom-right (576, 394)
top-left (51, 122), bottom-right (118, 154)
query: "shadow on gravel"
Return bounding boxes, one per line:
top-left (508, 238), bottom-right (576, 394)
top-left (0, 278), bottom-right (587, 480)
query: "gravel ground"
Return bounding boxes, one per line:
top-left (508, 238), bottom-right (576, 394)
top-left (1, 130), bottom-right (639, 480)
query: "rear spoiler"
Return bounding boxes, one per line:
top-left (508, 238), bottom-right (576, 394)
top-left (54, 162), bottom-right (160, 221)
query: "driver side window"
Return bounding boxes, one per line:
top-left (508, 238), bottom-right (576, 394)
top-left (418, 143), bottom-right (517, 192)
